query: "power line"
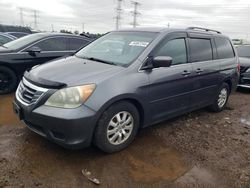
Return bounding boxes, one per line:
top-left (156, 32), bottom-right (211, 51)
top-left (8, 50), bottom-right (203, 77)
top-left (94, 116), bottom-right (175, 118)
top-left (131, 1), bottom-right (141, 28)
top-left (115, 0), bottom-right (123, 30)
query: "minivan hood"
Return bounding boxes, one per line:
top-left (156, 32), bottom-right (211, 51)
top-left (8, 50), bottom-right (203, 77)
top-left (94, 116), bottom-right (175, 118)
top-left (26, 56), bottom-right (125, 87)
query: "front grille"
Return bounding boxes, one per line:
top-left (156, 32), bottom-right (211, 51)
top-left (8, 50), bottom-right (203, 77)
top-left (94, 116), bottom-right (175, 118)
top-left (241, 78), bottom-right (250, 85)
top-left (16, 78), bottom-right (48, 105)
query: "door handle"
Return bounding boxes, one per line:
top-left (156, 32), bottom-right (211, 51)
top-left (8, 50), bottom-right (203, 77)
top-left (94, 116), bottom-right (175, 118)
top-left (196, 68), bottom-right (204, 74)
top-left (182, 70), bottom-right (191, 76)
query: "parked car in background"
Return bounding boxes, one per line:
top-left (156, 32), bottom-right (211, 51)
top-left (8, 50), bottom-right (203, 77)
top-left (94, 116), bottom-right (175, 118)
top-left (0, 24), bottom-right (32, 34)
top-left (14, 27), bottom-right (239, 153)
top-left (5, 32), bottom-right (29, 38)
top-left (0, 33), bottom-right (16, 45)
top-left (237, 45), bottom-right (250, 59)
top-left (0, 33), bottom-right (91, 94)
top-left (236, 45), bottom-right (250, 88)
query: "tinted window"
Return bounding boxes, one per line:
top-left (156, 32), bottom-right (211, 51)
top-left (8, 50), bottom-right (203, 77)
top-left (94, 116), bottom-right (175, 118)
top-left (69, 38), bottom-right (89, 50)
top-left (34, 37), bottom-right (67, 51)
top-left (215, 38), bottom-right (234, 59)
top-left (237, 46), bottom-right (250, 58)
top-left (189, 38), bottom-right (213, 62)
top-left (155, 38), bottom-right (187, 65)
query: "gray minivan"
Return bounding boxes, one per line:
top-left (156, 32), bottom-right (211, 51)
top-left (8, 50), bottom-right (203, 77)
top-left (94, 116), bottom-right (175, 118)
top-left (13, 27), bottom-right (239, 153)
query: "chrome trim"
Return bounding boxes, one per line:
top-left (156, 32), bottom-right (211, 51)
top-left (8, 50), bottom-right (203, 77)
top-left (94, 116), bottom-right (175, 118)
top-left (238, 84), bottom-right (250, 89)
top-left (22, 77), bottom-right (49, 92)
top-left (15, 78), bottom-right (49, 106)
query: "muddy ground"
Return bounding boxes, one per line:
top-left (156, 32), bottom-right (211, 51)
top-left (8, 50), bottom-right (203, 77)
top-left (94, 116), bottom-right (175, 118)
top-left (0, 91), bottom-right (250, 188)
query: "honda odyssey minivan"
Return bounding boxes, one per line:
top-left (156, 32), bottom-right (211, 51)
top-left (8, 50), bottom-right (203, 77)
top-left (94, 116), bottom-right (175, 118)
top-left (14, 27), bottom-right (239, 153)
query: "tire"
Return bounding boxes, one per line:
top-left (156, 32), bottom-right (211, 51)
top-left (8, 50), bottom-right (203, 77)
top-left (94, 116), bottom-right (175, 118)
top-left (209, 83), bottom-right (230, 112)
top-left (94, 101), bottom-right (140, 153)
top-left (0, 66), bottom-right (18, 95)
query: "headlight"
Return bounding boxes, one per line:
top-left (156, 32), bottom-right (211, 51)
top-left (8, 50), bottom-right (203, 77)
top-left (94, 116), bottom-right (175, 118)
top-left (45, 84), bottom-right (96, 108)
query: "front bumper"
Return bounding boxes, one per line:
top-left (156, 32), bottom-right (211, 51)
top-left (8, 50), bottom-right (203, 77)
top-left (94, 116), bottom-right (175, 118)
top-left (238, 72), bottom-right (250, 89)
top-left (14, 97), bottom-right (97, 149)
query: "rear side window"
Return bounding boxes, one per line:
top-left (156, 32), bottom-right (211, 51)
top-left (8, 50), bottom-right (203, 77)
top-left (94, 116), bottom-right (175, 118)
top-left (69, 38), bottom-right (89, 50)
top-left (215, 38), bottom-right (234, 59)
top-left (34, 37), bottom-right (67, 51)
top-left (189, 38), bottom-right (213, 62)
top-left (155, 38), bottom-right (187, 65)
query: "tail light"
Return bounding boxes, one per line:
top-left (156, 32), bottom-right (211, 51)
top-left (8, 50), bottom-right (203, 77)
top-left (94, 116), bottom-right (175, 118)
top-left (237, 64), bottom-right (240, 73)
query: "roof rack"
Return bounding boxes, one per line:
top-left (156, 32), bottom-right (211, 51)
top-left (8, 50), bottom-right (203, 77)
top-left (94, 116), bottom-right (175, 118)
top-left (187, 27), bottom-right (222, 34)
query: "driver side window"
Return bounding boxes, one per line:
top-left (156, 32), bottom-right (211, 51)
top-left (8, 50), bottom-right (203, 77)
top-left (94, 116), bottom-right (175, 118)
top-left (155, 38), bottom-right (187, 65)
top-left (30, 37), bottom-right (67, 52)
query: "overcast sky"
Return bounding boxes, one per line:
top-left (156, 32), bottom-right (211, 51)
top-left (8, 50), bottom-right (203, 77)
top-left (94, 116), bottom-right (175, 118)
top-left (0, 0), bottom-right (249, 39)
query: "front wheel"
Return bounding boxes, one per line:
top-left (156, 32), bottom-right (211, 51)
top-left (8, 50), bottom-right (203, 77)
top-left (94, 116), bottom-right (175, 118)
top-left (209, 83), bottom-right (229, 112)
top-left (94, 101), bottom-right (140, 153)
top-left (0, 66), bottom-right (18, 95)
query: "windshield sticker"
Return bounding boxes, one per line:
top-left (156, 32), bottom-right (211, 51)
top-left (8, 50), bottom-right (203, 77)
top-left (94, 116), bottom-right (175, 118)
top-left (129, 41), bottom-right (149, 47)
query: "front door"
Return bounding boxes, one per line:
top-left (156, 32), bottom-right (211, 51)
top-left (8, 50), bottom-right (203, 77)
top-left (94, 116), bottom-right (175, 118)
top-left (147, 33), bottom-right (194, 124)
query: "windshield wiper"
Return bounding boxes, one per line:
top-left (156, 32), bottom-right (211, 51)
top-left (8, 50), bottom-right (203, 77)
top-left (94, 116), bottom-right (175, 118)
top-left (81, 56), bottom-right (117, 66)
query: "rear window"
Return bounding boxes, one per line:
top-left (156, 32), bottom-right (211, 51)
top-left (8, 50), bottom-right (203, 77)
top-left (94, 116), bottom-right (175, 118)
top-left (215, 38), bottom-right (235, 59)
top-left (189, 38), bottom-right (213, 62)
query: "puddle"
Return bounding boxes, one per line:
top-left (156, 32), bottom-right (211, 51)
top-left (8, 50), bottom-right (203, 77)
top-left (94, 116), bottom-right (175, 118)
top-left (0, 95), bottom-right (188, 187)
top-left (0, 94), bottom-right (23, 126)
top-left (0, 127), bottom-right (188, 187)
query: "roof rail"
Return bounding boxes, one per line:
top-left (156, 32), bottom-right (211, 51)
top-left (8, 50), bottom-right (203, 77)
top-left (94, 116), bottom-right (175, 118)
top-left (187, 27), bottom-right (221, 34)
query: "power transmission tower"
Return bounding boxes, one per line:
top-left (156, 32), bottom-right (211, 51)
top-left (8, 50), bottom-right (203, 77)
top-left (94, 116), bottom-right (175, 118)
top-left (115, 0), bottom-right (123, 30)
top-left (131, 1), bottom-right (141, 28)
top-left (19, 8), bottom-right (24, 26)
top-left (33, 10), bottom-right (38, 30)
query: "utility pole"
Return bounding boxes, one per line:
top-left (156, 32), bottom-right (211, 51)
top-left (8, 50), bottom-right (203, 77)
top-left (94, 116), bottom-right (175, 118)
top-left (115, 0), bottom-right (123, 30)
top-left (19, 8), bottom-right (24, 26)
top-left (51, 24), bottom-right (54, 32)
top-left (33, 10), bottom-right (38, 30)
top-left (131, 1), bottom-right (141, 28)
top-left (82, 23), bottom-right (85, 33)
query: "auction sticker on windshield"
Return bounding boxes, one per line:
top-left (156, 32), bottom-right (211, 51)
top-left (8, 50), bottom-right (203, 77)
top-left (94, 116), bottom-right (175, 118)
top-left (129, 41), bottom-right (149, 47)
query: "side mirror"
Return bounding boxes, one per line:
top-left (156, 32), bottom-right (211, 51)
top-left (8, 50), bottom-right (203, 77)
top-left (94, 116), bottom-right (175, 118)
top-left (26, 46), bottom-right (41, 54)
top-left (152, 56), bottom-right (172, 68)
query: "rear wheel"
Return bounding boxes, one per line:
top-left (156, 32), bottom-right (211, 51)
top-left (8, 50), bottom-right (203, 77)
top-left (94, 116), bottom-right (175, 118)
top-left (0, 66), bottom-right (18, 95)
top-left (209, 83), bottom-right (229, 112)
top-left (94, 101), bottom-right (140, 153)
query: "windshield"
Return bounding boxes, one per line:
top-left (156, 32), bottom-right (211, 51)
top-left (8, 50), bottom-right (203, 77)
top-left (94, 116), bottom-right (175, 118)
top-left (75, 31), bottom-right (158, 66)
top-left (3, 33), bottom-right (45, 50)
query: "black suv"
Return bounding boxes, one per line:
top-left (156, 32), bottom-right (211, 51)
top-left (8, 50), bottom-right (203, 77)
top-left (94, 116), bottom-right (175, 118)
top-left (0, 33), bottom-right (91, 94)
top-left (14, 27), bottom-right (239, 153)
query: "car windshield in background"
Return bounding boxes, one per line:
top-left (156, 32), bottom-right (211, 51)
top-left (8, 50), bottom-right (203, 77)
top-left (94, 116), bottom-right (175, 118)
top-left (75, 31), bottom-right (158, 66)
top-left (3, 33), bottom-right (44, 50)
top-left (237, 46), bottom-right (250, 58)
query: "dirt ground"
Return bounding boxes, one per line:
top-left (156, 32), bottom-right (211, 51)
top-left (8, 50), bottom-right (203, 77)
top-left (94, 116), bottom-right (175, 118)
top-left (0, 91), bottom-right (250, 188)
